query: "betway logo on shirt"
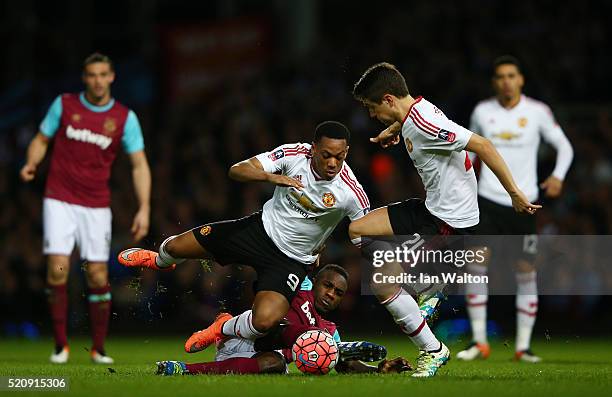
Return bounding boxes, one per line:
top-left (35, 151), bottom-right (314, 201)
top-left (300, 301), bottom-right (316, 325)
top-left (65, 125), bottom-right (113, 150)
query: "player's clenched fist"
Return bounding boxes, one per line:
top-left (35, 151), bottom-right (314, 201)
top-left (377, 356), bottom-right (412, 373)
top-left (20, 163), bottom-right (37, 182)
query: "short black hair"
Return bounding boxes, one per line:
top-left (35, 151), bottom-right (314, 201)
top-left (353, 62), bottom-right (409, 104)
top-left (83, 52), bottom-right (114, 72)
top-left (314, 264), bottom-right (349, 283)
top-left (313, 121), bottom-right (351, 143)
top-left (492, 55), bottom-right (521, 75)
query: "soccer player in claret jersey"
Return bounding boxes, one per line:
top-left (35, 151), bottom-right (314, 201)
top-left (20, 53), bottom-right (152, 364)
top-left (119, 121), bottom-right (370, 353)
top-left (156, 265), bottom-right (411, 375)
top-left (349, 62), bottom-right (541, 377)
top-left (456, 56), bottom-right (574, 363)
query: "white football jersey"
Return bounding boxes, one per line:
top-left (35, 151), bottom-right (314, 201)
top-left (256, 143), bottom-right (370, 264)
top-left (401, 97), bottom-right (479, 229)
top-left (470, 95), bottom-right (573, 206)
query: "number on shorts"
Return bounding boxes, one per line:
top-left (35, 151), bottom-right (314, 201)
top-left (287, 273), bottom-right (300, 292)
top-left (523, 234), bottom-right (538, 255)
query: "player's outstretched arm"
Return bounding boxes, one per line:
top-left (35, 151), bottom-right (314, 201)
top-left (335, 357), bottom-right (412, 374)
top-left (229, 157), bottom-right (303, 189)
top-left (465, 134), bottom-right (541, 215)
top-left (20, 132), bottom-right (50, 182)
top-left (370, 121), bottom-right (402, 148)
top-left (129, 150), bottom-right (152, 242)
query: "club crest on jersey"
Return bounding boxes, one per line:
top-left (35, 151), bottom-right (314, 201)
top-left (71, 113), bottom-right (82, 123)
top-left (322, 192), bottom-right (336, 208)
top-left (199, 225), bottom-right (212, 236)
top-left (268, 149), bottom-right (285, 161)
top-left (438, 129), bottom-right (456, 143)
top-left (518, 117), bottom-right (528, 128)
top-left (103, 117), bottom-right (117, 135)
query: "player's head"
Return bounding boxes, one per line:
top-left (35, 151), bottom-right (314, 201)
top-left (311, 121), bottom-right (350, 180)
top-left (492, 55), bottom-right (524, 101)
top-left (353, 62), bottom-right (409, 126)
top-left (312, 264), bottom-right (349, 313)
top-left (82, 52), bottom-right (115, 101)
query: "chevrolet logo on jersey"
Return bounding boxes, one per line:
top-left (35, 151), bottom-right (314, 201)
top-left (492, 131), bottom-right (521, 141)
top-left (289, 188), bottom-right (322, 213)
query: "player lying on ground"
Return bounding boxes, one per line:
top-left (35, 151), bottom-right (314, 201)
top-left (156, 265), bottom-right (411, 375)
top-left (119, 121), bottom-right (370, 355)
top-left (348, 62), bottom-right (541, 378)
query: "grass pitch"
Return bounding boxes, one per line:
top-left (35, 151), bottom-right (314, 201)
top-left (0, 336), bottom-right (610, 397)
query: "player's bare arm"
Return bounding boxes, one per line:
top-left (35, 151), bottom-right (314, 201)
top-left (335, 356), bottom-right (412, 374)
top-left (129, 150), bottom-right (151, 242)
top-left (229, 157), bottom-right (304, 189)
top-left (465, 133), bottom-right (541, 214)
top-left (20, 132), bottom-right (50, 182)
top-left (370, 121), bottom-right (402, 148)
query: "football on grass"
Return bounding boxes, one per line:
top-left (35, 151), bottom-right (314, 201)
top-left (292, 329), bottom-right (339, 375)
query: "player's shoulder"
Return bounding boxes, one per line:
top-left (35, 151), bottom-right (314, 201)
top-left (473, 97), bottom-right (497, 113)
top-left (337, 163), bottom-right (369, 208)
top-left (111, 98), bottom-right (131, 113)
top-left (522, 95), bottom-right (553, 113)
top-left (279, 142), bottom-right (312, 158)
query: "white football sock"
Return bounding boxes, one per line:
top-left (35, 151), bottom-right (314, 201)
top-left (156, 236), bottom-right (186, 268)
top-left (515, 271), bottom-right (538, 351)
top-left (466, 264), bottom-right (488, 344)
top-left (221, 310), bottom-right (266, 340)
top-left (382, 288), bottom-right (440, 351)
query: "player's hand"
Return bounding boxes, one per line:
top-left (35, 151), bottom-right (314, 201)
top-left (377, 357), bottom-right (412, 373)
top-left (131, 206), bottom-right (150, 242)
top-left (510, 190), bottom-right (542, 215)
top-left (267, 173), bottom-right (304, 190)
top-left (370, 122), bottom-right (402, 148)
top-left (20, 163), bottom-right (37, 182)
top-left (540, 175), bottom-right (563, 198)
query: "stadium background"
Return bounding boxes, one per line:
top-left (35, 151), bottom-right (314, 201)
top-left (1, 0), bottom-right (611, 343)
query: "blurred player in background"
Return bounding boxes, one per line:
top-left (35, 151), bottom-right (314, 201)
top-left (119, 122), bottom-right (370, 355)
top-left (156, 265), bottom-right (411, 375)
top-left (349, 62), bottom-right (540, 377)
top-left (20, 53), bottom-right (151, 364)
top-left (457, 55), bottom-right (573, 363)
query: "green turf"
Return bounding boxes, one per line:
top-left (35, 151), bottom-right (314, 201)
top-left (0, 336), bottom-right (610, 397)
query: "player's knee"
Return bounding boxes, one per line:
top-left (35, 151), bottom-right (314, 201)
top-left (164, 236), bottom-right (180, 257)
top-left (47, 263), bottom-right (69, 285)
top-left (251, 313), bottom-right (280, 333)
top-left (257, 353), bottom-right (286, 374)
top-left (86, 271), bottom-right (108, 288)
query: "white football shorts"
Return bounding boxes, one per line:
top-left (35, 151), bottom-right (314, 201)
top-left (43, 198), bottom-right (112, 262)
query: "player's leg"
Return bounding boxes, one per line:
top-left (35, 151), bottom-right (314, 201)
top-left (46, 255), bottom-right (71, 363)
top-left (457, 246), bottom-right (491, 360)
top-left (79, 205), bottom-right (114, 364)
top-left (43, 198), bottom-right (76, 364)
top-left (348, 206), bottom-right (394, 243)
top-left (514, 250), bottom-right (540, 362)
top-left (156, 352), bottom-right (285, 376)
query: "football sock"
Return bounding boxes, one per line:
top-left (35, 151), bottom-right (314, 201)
top-left (466, 264), bottom-right (488, 344)
top-left (156, 236), bottom-right (186, 268)
top-left (185, 357), bottom-right (261, 374)
top-left (382, 288), bottom-right (440, 351)
top-left (47, 284), bottom-right (68, 349)
top-left (516, 271), bottom-right (538, 352)
top-left (221, 310), bottom-right (266, 340)
top-left (88, 285), bottom-right (112, 353)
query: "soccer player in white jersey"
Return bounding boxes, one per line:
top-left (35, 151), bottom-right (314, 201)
top-left (118, 121), bottom-right (370, 352)
top-left (457, 56), bottom-right (573, 363)
top-left (348, 62), bottom-right (540, 378)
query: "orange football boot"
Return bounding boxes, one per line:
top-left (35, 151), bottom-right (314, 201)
top-left (118, 248), bottom-right (176, 272)
top-left (184, 313), bottom-right (233, 353)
